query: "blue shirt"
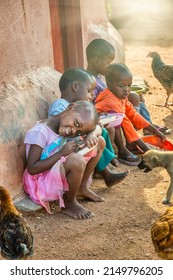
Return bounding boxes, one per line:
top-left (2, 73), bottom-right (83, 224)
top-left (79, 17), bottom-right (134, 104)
top-left (48, 98), bottom-right (69, 117)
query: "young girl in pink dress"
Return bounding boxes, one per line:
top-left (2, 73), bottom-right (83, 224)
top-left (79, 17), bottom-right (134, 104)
top-left (23, 100), bottom-right (105, 219)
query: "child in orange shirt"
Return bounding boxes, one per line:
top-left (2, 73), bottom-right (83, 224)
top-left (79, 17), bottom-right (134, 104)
top-left (86, 39), bottom-right (141, 165)
top-left (95, 63), bottom-right (166, 161)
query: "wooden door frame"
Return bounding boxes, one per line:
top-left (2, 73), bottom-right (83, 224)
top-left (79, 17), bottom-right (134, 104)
top-left (49, 0), bottom-right (84, 72)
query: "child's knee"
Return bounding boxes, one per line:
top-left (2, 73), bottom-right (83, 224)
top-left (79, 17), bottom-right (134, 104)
top-left (97, 136), bottom-right (106, 151)
top-left (70, 153), bottom-right (86, 171)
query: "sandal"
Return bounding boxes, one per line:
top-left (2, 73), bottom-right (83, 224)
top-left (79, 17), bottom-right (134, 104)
top-left (118, 154), bottom-right (141, 166)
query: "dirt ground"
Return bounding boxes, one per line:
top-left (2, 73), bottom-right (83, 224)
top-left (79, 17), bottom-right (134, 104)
top-left (6, 39), bottom-right (173, 260)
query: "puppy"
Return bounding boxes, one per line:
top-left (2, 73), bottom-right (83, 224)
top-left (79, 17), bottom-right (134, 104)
top-left (138, 150), bottom-right (173, 205)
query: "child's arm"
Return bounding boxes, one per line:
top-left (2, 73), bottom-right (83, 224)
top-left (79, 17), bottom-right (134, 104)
top-left (134, 127), bottom-right (166, 153)
top-left (27, 142), bottom-right (79, 175)
top-left (134, 138), bottom-right (150, 153)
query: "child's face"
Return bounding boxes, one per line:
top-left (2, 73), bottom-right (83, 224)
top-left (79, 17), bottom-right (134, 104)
top-left (59, 110), bottom-right (96, 137)
top-left (96, 51), bottom-right (115, 75)
top-left (76, 77), bottom-right (96, 102)
top-left (108, 72), bottom-right (132, 99)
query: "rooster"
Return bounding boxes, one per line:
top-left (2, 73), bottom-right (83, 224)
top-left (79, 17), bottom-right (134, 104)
top-left (0, 186), bottom-right (34, 259)
top-left (147, 51), bottom-right (173, 107)
top-left (151, 207), bottom-right (173, 259)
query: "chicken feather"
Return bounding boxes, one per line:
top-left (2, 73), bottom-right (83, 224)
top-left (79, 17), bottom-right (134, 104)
top-left (151, 207), bottom-right (173, 259)
top-left (0, 186), bottom-right (34, 259)
top-left (147, 51), bottom-right (173, 107)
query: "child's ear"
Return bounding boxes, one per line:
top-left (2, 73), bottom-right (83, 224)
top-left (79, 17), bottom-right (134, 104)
top-left (93, 57), bottom-right (100, 66)
top-left (107, 80), bottom-right (112, 90)
top-left (66, 103), bottom-right (76, 111)
top-left (72, 81), bottom-right (79, 92)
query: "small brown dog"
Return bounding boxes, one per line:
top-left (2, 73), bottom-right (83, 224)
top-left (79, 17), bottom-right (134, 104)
top-left (138, 150), bottom-right (173, 205)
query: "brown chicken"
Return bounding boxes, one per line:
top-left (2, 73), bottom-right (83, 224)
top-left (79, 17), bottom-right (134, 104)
top-left (147, 51), bottom-right (173, 107)
top-left (0, 186), bottom-right (34, 259)
top-left (151, 207), bottom-right (173, 259)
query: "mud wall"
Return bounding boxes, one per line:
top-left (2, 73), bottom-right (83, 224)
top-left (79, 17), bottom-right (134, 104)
top-left (0, 67), bottom-right (61, 198)
top-left (0, 0), bottom-right (124, 198)
top-left (0, 1), bottom-right (61, 197)
top-left (80, 0), bottom-right (125, 67)
top-left (0, 0), bottom-right (53, 84)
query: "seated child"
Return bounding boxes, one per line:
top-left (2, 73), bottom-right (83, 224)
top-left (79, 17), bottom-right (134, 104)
top-left (95, 63), bottom-right (166, 160)
top-left (86, 38), bottom-right (115, 103)
top-left (48, 68), bottom-right (129, 186)
top-left (86, 39), bottom-right (141, 165)
top-left (23, 100), bottom-right (106, 220)
top-left (87, 39), bottom-right (170, 157)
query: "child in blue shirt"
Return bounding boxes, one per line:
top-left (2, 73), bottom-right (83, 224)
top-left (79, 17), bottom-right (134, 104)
top-left (48, 68), bottom-right (129, 189)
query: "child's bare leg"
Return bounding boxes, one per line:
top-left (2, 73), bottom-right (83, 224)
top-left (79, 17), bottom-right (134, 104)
top-left (107, 127), bottom-right (115, 146)
top-left (79, 136), bottom-right (105, 202)
top-left (134, 139), bottom-right (150, 153)
top-left (101, 167), bottom-right (129, 187)
top-left (107, 127), bottom-right (117, 152)
top-left (114, 127), bottom-right (140, 163)
top-left (62, 153), bottom-right (94, 219)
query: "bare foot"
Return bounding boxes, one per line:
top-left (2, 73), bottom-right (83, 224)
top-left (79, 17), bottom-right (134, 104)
top-left (102, 170), bottom-right (130, 187)
top-left (62, 199), bottom-right (94, 219)
top-left (78, 186), bottom-right (104, 202)
top-left (111, 157), bottom-right (119, 167)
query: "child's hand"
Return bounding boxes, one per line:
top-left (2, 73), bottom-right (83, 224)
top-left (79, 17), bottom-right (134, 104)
top-left (66, 136), bottom-right (85, 150)
top-left (84, 134), bottom-right (98, 148)
top-left (61, 141), bottom-right (79, 155)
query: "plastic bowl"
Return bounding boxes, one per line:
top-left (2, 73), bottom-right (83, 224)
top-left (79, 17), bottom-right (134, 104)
top-left (106, 113), bottom-right (125, 128)
top-left (99, 112), bottom-right (124, 127)
top-left (131, 85), bottom-right (145, 95)
top-left (142, 135), bottom-right (173, 151)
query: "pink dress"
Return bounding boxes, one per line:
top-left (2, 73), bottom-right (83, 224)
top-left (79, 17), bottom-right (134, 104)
top-left (23, 123), bottom-right (95, 214)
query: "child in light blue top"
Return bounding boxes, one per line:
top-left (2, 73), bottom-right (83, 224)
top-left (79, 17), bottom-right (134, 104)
top-left (48, 68), bottom-right (129, 186)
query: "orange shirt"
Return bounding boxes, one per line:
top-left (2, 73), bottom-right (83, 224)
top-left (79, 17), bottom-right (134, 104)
top-left (95, 88), bottom-right (150, 143)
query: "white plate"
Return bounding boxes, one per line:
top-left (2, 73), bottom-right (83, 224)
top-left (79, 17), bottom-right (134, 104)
top-left (77, 145), bottom-right (97, 156)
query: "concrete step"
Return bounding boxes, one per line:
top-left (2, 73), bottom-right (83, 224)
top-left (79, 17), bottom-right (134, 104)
top-left (14, 196), bottom-right (42, 212)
